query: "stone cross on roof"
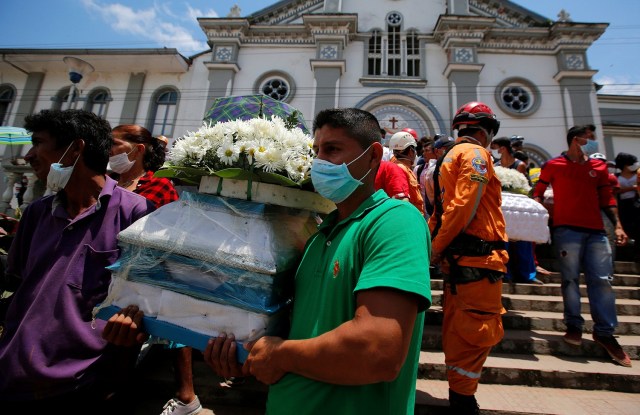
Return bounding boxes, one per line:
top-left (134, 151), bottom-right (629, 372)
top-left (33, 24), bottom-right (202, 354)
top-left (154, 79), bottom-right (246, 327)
top-left (557, 9), bottom-right (572, 22)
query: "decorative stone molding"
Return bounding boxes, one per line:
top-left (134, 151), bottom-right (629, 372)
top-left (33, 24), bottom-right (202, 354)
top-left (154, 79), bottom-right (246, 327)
top-left (443, 63), bottom-right (484, 79)
top-left (434, 13), bottom-right (606, 56)
top-left (469, 0), bottom-right (549, 27)
top-left (562, 52), bottom-right (586, 70)
top-left (249, 0), bottom-right (324, 25)
top-left (318, 43), bottom-right (340, 60)
top-left (452, 47), bottom-right (476, 64)
top-left (358, 76), bottom-right (427, 88)
top-left (201, 15), bottom-right (359, 48)
top-left (204, 61), bottom-right (240, 73)
top-left (213, 45), bottom-right (235, 62)
top-left (553, 70), bottom-right (598, 82)
top-left (311, 59), bottom-right (346, 76)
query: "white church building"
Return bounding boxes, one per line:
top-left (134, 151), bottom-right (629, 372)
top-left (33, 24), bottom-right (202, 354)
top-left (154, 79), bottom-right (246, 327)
top-left (0, 0), bottom-right (638, 208)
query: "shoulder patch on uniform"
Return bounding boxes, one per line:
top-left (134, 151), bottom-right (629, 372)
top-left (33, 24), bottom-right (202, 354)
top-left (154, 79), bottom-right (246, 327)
top-left (470, 173), bottom-right (489, 184)
top-left (471, 157), bottom-right (488, 174)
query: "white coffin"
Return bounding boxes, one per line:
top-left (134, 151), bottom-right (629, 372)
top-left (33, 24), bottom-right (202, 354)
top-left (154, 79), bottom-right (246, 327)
top-left (501, 192), bottom-right (550, 243)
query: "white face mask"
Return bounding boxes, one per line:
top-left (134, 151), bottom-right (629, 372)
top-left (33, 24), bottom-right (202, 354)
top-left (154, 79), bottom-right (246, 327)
top-left (627, 162), bottom-right (640, 172)
top-left (47, 142), bottom-right (80, 192)
top-left (108, 147), bottom-right (136, 174)
top-left (491, 149), bottom-right (501, 160)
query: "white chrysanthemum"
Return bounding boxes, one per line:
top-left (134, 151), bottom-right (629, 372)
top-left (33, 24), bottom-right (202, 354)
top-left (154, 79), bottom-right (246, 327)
top-left (246, 118), bottom-right (271, 141)
top-left (254, 146), bottom-right (285, 173)
top-left (171, 116), bottom-right (314, 183)
top-left (494, 166), bottom-right (531, 193)
top-left (285, 155), bottom-right (312, 182)
top-left (216, 140), bottom-right (240, 165)
top-left (170, 131), bottom-right (213, 164)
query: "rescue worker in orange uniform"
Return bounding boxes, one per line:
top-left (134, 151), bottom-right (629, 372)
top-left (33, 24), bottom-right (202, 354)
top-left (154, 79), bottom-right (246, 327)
top-left (428, 101), bottom-right (508, 414)
top-left (389, 131), bottom-right (425, 215)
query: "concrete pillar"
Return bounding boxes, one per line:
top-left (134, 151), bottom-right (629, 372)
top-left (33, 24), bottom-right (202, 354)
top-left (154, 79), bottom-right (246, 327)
top-left (119, 72), bottom-right (146, 125)
top-left (311, 64), bottom-right (344, 117)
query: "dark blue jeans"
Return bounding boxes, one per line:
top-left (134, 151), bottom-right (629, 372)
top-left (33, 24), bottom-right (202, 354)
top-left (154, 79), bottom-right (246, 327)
top-left (553, 227), bottom-right (618, 336)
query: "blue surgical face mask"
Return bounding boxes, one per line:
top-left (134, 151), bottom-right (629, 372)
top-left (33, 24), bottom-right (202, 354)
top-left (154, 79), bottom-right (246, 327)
top-left (311, 145), bottom-right (373, 203)
top-left (580, 139), bottom-right (599, 155)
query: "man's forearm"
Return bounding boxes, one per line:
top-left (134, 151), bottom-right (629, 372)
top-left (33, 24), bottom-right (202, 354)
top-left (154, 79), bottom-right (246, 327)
top-left (603, 206), bottom-right (622, 229)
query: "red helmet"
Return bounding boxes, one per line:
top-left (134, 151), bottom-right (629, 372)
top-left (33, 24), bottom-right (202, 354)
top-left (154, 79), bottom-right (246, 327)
top-left (452, 101), bottom-right (500, 136)
top-left (401, 128), bottom-right (418, 140)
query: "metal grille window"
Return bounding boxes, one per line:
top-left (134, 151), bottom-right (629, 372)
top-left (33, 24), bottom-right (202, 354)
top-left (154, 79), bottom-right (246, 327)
top-left (151, 89), bottom-right (178, 137)
top-left (387, 25), bottom-right (401, 76)
top-left (367, 30), bottom-right (382, 76)
top-left (406, 31), bottom-right (420, 77)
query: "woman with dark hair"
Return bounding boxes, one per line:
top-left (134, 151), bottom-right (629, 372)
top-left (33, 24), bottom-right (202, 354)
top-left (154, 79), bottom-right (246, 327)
top-left (109, 125), bottom-right (198, 414)
top-left (110, 124), bottom-right (178, 208)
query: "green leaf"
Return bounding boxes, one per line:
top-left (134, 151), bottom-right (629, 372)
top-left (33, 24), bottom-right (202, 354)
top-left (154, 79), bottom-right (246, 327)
top-left (212, 168), bottom-right (260, 181)
top-left (256, 171), bottom-right (300, 187)
top-left (155, 164), bottom-right (305, 187)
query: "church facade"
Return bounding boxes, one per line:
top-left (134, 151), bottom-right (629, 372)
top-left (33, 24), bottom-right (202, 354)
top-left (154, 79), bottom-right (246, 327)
top-left (1, 0), bottom-right (638, 183)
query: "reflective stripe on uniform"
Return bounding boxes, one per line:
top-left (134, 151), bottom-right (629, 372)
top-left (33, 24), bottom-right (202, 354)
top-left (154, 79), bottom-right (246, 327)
top-left (446, 364), bottom-right (482, 379)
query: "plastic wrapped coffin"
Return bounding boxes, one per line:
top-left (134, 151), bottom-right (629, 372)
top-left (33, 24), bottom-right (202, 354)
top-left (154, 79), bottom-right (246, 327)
top-left (117, 190), bottom-right (319, 275)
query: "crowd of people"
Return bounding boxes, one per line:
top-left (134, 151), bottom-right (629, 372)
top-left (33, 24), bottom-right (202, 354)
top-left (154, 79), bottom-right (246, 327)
top-left (0, 105), bottom-right (637, 414)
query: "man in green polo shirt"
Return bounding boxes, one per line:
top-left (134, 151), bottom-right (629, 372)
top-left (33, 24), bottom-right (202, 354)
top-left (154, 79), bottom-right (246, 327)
top-left (201, 108), bottom-right (431, 414)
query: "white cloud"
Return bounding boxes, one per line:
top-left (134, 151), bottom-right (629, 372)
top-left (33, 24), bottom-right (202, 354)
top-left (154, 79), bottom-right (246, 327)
top-left (596, 75), bottom-right (640, 96)
top-left (82, 0), bottom-right (208, 54)
top-left (187, 5), bottom-right (218, 21)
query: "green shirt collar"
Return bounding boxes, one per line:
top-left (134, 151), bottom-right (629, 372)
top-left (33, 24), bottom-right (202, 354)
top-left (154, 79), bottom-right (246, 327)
top-left (318, 190), bottom-right (389, 232)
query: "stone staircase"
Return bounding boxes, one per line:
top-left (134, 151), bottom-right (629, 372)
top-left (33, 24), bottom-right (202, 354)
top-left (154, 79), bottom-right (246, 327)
top-left (416, 257), bottom-right (640, 413)
top-left (133, 258), bottom-right (640, 415)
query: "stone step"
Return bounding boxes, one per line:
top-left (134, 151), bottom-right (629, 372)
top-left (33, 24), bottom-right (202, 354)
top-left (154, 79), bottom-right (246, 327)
top-left (426, 307), bottom-right (640, 335)
top-left (532, 272), bottom-right (640, 287)
top-left (502, 282), bottom-right (640, 300)
top-left (422, 325), bottom-right (640, 360)
top-left (537, 258), bottom-right (640, 276)
top-left (432, 272), bottom-right (640, 288)
top-left (134, 355), bottom-right (640, 415)
top-left (414, 379), bottom-right (640, 415)
top-left (431, 279), bottom-right (639, 299)
top-left (430, 290), bottom-right (640, 316)
top-left (418, 350), bottom-right (640, 393)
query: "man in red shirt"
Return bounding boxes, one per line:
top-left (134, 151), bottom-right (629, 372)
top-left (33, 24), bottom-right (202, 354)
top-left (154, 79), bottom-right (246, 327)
top-left (375, 160), bottom-right (410, 200)
top-left (532, 124), bottom-right (631, 367)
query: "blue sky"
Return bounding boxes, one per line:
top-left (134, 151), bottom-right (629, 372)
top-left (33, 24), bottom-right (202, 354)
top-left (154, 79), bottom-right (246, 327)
top-left (1, 0), bottom-right (638, 95)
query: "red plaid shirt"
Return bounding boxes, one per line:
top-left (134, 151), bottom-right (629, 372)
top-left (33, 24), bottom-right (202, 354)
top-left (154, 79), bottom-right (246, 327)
top-left (135, 170), bottom-right (179, 208)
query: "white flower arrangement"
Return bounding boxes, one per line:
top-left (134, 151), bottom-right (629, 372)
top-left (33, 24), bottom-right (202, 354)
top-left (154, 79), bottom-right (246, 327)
top-left (164, 116), bottom-right (314, 187)
top-left (494, 166), bottom-right (531, 195)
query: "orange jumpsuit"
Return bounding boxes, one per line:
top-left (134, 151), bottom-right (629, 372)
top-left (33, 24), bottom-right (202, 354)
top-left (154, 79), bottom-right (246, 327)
top-left (428, 137), bottom-right (508, 396)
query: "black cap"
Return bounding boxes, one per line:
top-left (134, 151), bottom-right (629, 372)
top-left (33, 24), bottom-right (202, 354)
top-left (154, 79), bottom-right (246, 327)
top-left (434, 136), bottom-right (455, 150)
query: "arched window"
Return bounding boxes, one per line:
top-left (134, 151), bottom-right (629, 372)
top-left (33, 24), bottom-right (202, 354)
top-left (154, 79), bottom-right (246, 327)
top-left (150, 88), bottom-right (178, 137)
top-left (86, 88), bottom-right (110, 118)
top-left (52, 86), bottom-right (75, 111)
top-left (366, 13), bottom-right (421, 78)
top-left (0, 85), bottom-right (16, 126)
